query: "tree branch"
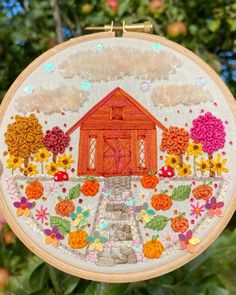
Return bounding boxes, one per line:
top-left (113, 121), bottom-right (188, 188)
top-left (50, 0), bottom-right (63, 44)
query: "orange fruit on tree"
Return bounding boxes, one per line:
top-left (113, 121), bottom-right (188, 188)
top-left (148, 0), bottom-right (165, 14)
top-left (68, 230), bottom-right (88, 249)
top-left (192, 184), bottom-right (212, 200)
top-left (0, 268), bottom-right (9, 289)
top-left (171, 213), bottom-right (189, 233)
top-left (151, 191), bottom-right (172, 210)
top-left (81, 177), bottom-right (100, 196)
top-left (55, 199), bottom-right (75, 217)
top-left (167, 22), bottom-right (187, 38)
top-left (3, 231), bottom-right (15, 245)
top-left (143, 236), bottom-right (164, 259)
top-left (141, 171), bottom-right (159, 189)
top-left (25, 180), bottom-right (44, 200)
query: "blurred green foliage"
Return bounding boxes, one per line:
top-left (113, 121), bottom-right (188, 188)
top-left (0, 0), bottom-right (236, 294)
top-left (0, 225), bottom-right (236, 294)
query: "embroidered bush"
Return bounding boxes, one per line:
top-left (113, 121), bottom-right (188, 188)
top-left (160, 126), bottom-right (189, 167)
top-left (190, 112), bottom-right (226, 177)
top-left (43, 127), bottom-right (70, 163)
top-left (4, 114), bottom-right (44, 170)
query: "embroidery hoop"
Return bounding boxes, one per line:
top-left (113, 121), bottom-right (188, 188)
top-left (0, 31), bottom-right (236, 283)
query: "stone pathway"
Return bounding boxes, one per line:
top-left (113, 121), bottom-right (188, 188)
top-left (91, 177), bottom-right (143, 266)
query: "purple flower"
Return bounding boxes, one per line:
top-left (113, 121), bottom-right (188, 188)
top-left (13, 197), bottom-right (33, 216)
top-left (44, 226), bottom-right (64, 247)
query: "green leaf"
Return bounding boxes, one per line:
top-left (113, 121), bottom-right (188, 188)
top-left (62, 275), bottom-right (80, 295)
top-left (207, 19), bottom-right (221, 32)
top-left (147, 209), bottom-right (155, 215)
top-left (145, 215), bottom-right (169, 231)
top-left (29, 264), bottom-right (49, 293)
top-left (171, 185), bottom-right (191, 201)
top-left (69, 184), bottom-right (81, 199)
top-left (86, 236), bottom-right (94, 243)
top-left (50, 216), bottom-right (71, 235)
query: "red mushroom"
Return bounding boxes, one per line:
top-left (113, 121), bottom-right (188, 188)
top-left (158, 166), bottom-right (175, 178)
top-left (54, 171), bottom-right (69, 182)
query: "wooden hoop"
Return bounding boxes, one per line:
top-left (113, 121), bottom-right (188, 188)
top-left (0, 31), bottom-right (235, 283)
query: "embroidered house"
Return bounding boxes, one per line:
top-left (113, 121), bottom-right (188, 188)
top-left (66, 87), bottom-right (166, 176)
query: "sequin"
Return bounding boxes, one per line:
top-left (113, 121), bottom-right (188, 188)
top-left (140, 81), bottom-right (150, 92)
top-left (23, 85), bottom-right (34, 93)
top-left (80, 80), bottom-right (91, 91)
top-left (152, 43), bottom-right (162, 51)
top-left (44, 63), bottom-right (55, 74)
top-left (195, 77), bottom-right (206, 86)
top-left (95, 44), bottom-right (104, 52)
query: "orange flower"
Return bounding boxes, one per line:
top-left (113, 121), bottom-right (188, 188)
top-left (68, 230), bottom-right (88, 249)
top-left (192, 184), bottom-right (212, 200)
top-left (151, 193), bottom-right (172, 210)
top-left (143, 237), bottom-right (164, 259)
top-left (55, 200), bottom-right (75, 217)
top-left (171, 214), bottom-right (189, 233)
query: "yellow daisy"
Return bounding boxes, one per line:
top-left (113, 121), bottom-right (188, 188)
top-left (58, 154), bottom-right (74, 170)
top-left (45, 162), bottom-right (59, 176)
top-left (23, 163), bottom-right (38, 176)
top-left (210, 154), bottom-right (228, 176)
top-left (195, 157), bottom-right (210, 174)
top-left (187, 141), bottom-right (203, 157)
top-left (35, 148), bottom-right (51, 163)
top-left (6, 155), bottom-right (23, 169)
top-left (177, 163), bottom-right (192, 177)
top-left (165, 154), bottom-right (179, 168)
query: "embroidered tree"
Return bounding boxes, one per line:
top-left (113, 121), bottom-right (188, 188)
top-left (43, 127), bottom-right (70, 163)
top-left (160, 126), bottom-right (189, 167)
top-left (190, 112), bottom-right (226, 177)
top-left (4, 114), bottom-right (44, 168)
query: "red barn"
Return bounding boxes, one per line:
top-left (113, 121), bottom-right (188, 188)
top-left (66, 87), bottom-right (166, 176)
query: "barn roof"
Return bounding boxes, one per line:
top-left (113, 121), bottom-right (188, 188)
top-left (66, 87), bottom-right (167, 135)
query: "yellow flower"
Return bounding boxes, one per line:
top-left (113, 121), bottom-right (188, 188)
top-left (35, 148), bottom-right (51, 163)
top-left (195, 157), bottom-right (210, 174)
top-left (45, 162), bottom-right (59, 176)
top-left (165, 154), bottom-right (179, 168)
top-left (16, 207), bottom-right (30, 217)
top-left (177, 164), bottom-right (192, 177)
top-left (44, 236), bottom-right (58, 247)
top-left (210, 154), bottom-right (228, 176)
top-left (58, 154), bottom-right (74, 169)
top-left (23, 163), bottom-right (38, 176)
top-left (6, 155), bottom-right (23, 169)
top-left (187, 141), bottom-right (203, 157)
top-left (88, 239), bottom-right (104, 252)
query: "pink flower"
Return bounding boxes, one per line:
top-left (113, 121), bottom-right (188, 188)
top-left (179, 230), bottom-right (200, 253)
top-left (190, 202), bottom-right (205, 219)
top-left (190, 112), bottom-right (226, 154)
top-left (205, 197), bottom-right (224, 218)
top-left (35, 206), bottom-right (49, 223)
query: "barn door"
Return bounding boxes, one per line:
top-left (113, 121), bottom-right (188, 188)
top-left (103, 131), bottom-right (132, 176)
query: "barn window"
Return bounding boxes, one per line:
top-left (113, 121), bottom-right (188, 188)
top-left (111, 107), bottom-right (124, 120)
top-left (138, 137), bottom-right (146, 168)
top-left (88, 137), bottom-right (96, 169)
